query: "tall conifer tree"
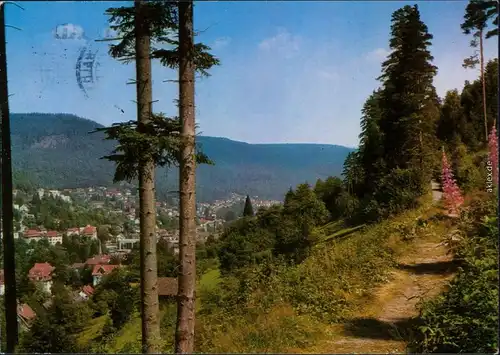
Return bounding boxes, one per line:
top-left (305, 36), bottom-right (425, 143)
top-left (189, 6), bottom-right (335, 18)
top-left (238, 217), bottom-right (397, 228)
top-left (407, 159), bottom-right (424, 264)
top-left (461, 0), bottom-right (497, 142)
top-left (377, 5), bottom-right (439, 184)
top-left (176, 1), bottom-right (197, 352)
top-left (243, 195), bottom-right (254, 217)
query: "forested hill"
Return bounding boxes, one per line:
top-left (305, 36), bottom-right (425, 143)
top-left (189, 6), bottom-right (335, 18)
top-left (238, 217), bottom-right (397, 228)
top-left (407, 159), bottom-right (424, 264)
top-left (10, 113), bottom-right (353, 202)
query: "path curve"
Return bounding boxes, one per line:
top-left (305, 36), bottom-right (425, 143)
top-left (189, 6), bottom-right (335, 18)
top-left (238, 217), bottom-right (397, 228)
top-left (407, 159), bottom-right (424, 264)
top-left (313, 183), bottom-right (454, 354)
top-left (321, 240), bottom-right (456, 354)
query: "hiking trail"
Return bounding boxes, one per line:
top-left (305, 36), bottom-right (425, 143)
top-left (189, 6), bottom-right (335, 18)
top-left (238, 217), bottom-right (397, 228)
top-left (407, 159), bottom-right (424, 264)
top-left (311, 181), bottom-right (457, 354)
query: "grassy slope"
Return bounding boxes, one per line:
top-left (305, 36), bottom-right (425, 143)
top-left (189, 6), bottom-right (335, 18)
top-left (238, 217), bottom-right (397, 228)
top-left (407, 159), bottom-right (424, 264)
top-left (79, 269), bottom-right (223, 352)
top-left (195, 193), bottom-right (445, 353)
top-left (79, 192), bottom-right (454, 353)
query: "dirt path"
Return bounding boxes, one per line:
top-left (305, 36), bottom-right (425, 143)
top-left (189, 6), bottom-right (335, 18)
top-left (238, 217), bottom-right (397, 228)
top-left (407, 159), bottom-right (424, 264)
top-left (317, 238), bottom-right (456, 354)
top-left (431, 180), bottom-right (443, 203)
top-left (312, 181), bottom-right (455, 354)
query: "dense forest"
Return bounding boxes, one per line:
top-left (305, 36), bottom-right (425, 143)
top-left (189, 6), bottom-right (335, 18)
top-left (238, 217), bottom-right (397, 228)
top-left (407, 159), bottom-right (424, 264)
top-left (1, 1), bottom-right (498, 354)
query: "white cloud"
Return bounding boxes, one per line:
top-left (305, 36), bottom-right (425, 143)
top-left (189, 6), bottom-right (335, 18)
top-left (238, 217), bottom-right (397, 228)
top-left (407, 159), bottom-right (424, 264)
top-left (258, 28), bottom-right (301, 58)
top-left (193, 28), bottom-right (367, 147)
top-left (212, 36), bottom-right (231, 49)
top-left (53, 23), bottom-right (85, 40)
top-left (366, 47), bottom-right (390, 62)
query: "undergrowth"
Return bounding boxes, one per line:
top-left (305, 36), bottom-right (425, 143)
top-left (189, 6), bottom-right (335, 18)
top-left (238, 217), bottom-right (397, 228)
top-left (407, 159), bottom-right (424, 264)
top-left (408, 193), bottom-right (498, 353)
top-left (194, 199), bottom-right (438, 352)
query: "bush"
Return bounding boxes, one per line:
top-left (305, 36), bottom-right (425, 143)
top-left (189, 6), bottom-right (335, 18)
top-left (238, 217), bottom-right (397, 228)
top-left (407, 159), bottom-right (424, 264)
top-left (348, 168), bottom-right (426, 224)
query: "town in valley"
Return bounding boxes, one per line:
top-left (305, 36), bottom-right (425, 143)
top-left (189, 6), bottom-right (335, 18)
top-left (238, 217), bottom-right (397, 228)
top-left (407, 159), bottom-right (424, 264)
top-left (0, 185), bottom-right (279, 328)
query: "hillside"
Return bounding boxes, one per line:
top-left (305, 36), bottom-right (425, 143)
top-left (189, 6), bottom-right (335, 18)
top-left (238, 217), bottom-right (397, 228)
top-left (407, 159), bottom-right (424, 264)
top-left (10, 113), bottom-right (353, 202)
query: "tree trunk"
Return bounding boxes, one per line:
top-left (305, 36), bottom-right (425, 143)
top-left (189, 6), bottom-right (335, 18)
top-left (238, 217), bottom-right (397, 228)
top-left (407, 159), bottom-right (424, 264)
top-left (479, 29), bottom-right (488, 141)
top-left (175, 1), bottom-right (197, 353)
top-left (0, 4), bottom-right (18, 352)
top-left (134, 1), bottom-right (161, 352)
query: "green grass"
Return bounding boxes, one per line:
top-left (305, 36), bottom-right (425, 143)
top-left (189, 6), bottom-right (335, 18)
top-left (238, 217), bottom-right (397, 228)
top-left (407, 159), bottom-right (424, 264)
top-left (195, 198), bottom-right (441, 353)
top-left (199, 268), bottom-right (221, 293)
top-left (84, 268), bottom-right (222, 353)
top-left (77, 315), bottom-right (110, 349)
top-left (88, 193), bottom-right (442, 354)
top-left (318, 220), bottom-right (345, 235)
top-left (104, 313), bottom-right (142, 353)
top-left (321, 224), bottom-right (367, 243)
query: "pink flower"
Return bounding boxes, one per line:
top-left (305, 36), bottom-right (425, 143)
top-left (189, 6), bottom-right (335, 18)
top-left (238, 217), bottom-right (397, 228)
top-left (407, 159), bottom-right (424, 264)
top-left (488, 125), bottom-right (498, 187)
top-left (441, 150), bottom-right (464, 215)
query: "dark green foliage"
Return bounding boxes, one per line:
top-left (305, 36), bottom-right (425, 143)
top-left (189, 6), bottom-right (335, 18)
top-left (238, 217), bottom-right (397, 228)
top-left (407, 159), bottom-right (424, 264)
top-left (104, 0), bottom-right (219, 75)
top-left (436, 58), bottom-right (497, 151)
top-left (283, 184), bottom-right (330, 230)
top-left (483, 58), bottom-right (498, 124)
top-left (341, 151), bottom-right (364, 195)
top-left (313, 177), bottom-right (344, 219)
top-left (62, 234), bottom-right (100, 264)
top-left (218, 184), bottom-right (329, 273)
top-left (243, 195), bottom-right (254, 217)
top-left (92, 269), bottom-right (139, 331)
top-left (462, 0), bottom-right (498, 39)
top-left (195, 240), bottom-right (219, 276)
top-left (338, 5), bottom-right (442, 224)
top-left (462, 59), bottom-right (499, 137)
top-left (94, 114), bottom-right (212, 183)
top-left (347, 167), bottom-right (426, 224)
top-left (224, 210), bottom-right (237, 222)
top-left (378, 4), bottom-right (439, 180)
top-left (461, 1), bottom-right (494, 69)
top-left (217, 217), bottom-right (275, 273)
top-left (437, 90), bottom-right (467, 147)
top-left (11, 113), bottom-right (115, 187)
top-left (12, 170), bottom-right (38, 193)
top-left (356, 90), bottom-right (385, 195)
top-left (23, 192), bottom-right (120, 232)
top-left (409, 204), bottom-right (498, 353)
top-left (371, 168), bottom-right (425, 216)
top-left (20, 286), bottom-right (93, 353)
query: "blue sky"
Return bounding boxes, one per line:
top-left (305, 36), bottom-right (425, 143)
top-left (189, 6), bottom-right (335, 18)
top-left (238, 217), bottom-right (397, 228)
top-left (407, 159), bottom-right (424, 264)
top-left (4, 1), bottom-right (498, 147)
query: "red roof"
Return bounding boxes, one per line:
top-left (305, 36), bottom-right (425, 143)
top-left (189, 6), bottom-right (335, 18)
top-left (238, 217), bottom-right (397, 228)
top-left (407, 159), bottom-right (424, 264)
top-left (92, 264), bottom-right (119, 276)
top-left (67, 228), bottom-right (80, 234)
top-left (85, 254), bottom-right (111, 266)
top-left (82, 285), bottom-right (94, 296)
top-left (82, 225), bottom-right (97, 235)
top-left (24, 229), bottom-right (42, 238)
top-left (28, 263), bottom-right (55, 281)
top-left (17, 304), bottom-right (36, 321)
top-left (46, 231), bottom-right (58, 237)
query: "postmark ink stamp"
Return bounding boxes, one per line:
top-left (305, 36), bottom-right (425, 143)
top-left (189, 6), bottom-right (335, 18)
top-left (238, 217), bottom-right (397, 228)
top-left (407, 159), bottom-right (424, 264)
top-left (75, 44), bottom-right (101, 98)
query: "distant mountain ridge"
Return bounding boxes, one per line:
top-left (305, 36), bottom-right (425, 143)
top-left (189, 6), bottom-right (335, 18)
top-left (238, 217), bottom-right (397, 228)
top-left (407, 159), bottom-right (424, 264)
top-left (10, 113), bottom-right (353, 202)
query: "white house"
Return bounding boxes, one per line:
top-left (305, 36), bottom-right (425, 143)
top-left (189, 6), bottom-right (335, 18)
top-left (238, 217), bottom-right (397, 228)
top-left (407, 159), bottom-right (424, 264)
top-left (28, 263), bottom-right (55, 294)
